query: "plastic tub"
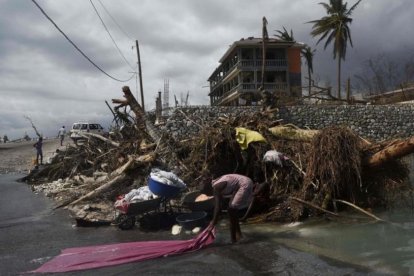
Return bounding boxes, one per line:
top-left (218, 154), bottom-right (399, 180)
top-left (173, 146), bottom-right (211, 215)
top-left (176, 211), bottom-right (207, 230)
top-left (182, 191), bottom-right (214, 212)
top-left (148, 178), bottom-right (182, 198)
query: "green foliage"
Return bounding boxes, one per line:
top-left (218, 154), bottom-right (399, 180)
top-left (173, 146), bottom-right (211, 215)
top-left (308, 0), bottom-right (361, 60)
top-left (274, 26), bottom-right (295, 42)
top-left (308, 0), bottom-right (362, 97)
top-left (301, 46), bottom-right (316, 74)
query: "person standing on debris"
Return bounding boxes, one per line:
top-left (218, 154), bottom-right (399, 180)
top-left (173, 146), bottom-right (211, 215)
top-left (209, 174), bottom-right (253, 243)
top-left (58, 126), bottom-right (66, 146)
top-left (33, 137), bottom-right (43, 165)
top-left (3, 134), bottom-right (8, 143)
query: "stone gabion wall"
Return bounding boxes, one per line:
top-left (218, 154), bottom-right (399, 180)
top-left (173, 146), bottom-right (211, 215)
top-left (158, 105), bottom-right (414, 142)
top-left (157, 106), bottom-right (259, 140)
top-left (279, 105), bottom-right (414, 141)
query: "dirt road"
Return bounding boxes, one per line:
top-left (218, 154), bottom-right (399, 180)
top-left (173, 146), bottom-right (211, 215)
top-left (0, 138), bottom-right (71, 174)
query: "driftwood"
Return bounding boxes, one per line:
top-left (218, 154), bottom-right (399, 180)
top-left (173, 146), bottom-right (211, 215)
top-left (290, 196), bottom-right (341, 217)
top-left (269, 125), bottom-right (372, 146)
top-left (365, 136), bottom-right (414, 167)
top-left (111, 156), bottom-right (135, 176)
top-left (69, 173), bottom-right (128, 206)
top-left (79, 132), bottom-right (120, 147)
top-left (67, 153), bottom-right (155, 206)
top-left (269, 125), bottom-right (414, 168)
top-left (333, 199), bottom-right (385, 222)
top-left (24, 115), bottom-right (42, 138)
top-left (269, 124), bottom-right (319, 142)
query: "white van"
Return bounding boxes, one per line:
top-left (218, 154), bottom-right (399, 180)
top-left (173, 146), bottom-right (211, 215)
top-left (70, 122), bottom-right (105, 143)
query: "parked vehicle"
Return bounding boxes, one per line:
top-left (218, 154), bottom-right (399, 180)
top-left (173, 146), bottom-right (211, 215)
top-left (70, 122), bottom-right (105, 143)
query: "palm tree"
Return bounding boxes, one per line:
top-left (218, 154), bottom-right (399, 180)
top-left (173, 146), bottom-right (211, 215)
top-left (301, 46), bottom-right (316, 96)
top-left (275, 26), bottom-right (295, 42)
top-left (308, 0), bottom-right (362, 99)
top-left (261, 17), bottom-right (269, 90)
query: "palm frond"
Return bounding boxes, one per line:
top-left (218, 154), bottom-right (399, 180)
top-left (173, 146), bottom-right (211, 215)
top-left (347, 0), bottom-right (362, 15)
top-left (274, 26), bottom-right (295, 42)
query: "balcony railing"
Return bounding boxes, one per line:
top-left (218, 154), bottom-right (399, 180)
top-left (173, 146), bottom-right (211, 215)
top-left (241, 82), bottom-right (288, 92)
top-left (240, 59), bottom-right (287, 68)
top-left (212, 82), bottom-right (288, 99)
top-left (210, 59), bottom-right (288, 89)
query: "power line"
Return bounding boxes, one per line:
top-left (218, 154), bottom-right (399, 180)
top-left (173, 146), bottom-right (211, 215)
top-left (97, 0), bottom-right (134, 41)
top-left (89, 0), bottom-right (135, 71)
top-left (31, 0), bottom-right (134, 83)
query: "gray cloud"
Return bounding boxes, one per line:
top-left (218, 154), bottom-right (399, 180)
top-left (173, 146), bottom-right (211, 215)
top-left (1, 0), bottom-right (413, 139)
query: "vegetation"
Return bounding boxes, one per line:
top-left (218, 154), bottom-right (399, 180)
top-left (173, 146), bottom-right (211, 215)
top-left (274, 26), bottom-right (295, 42)
top-left (354, 53), bottom-right (414, 95)
top-left (308, 0), bottom-right (362, 99)
top-left (301, 46), bottom-right (316, 95)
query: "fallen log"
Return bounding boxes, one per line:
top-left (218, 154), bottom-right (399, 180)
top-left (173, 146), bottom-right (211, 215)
top-left (364, 136), bottom-right (414, 167)
top-left (269, 124), bottom-right (414, 168)
top-left (111, 156), bottom-right (135, 176)
top-left (268, 124), bottom-right (318, 142)
top-left (68, 173), bottom-right (128, 206)
top-left (269, 125), bottom-right (372, 146)
top-left (79, 132), bottom-right (120, 147)
top-left (66, 153), bottom-right (155, 207)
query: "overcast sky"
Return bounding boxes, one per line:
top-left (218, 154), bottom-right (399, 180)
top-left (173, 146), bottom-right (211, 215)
top-left (1, 0), bottom-right (413, 140)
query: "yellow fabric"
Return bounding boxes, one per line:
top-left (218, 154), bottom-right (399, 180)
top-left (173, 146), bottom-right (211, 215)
top-left (235, 127), bottom-right (267, 150)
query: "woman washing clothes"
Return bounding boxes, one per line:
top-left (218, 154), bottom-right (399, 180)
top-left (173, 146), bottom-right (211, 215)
top-left (209, 174), bottom-right (253, 243)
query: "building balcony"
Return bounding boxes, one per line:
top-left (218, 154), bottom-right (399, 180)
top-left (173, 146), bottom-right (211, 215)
top-left (209, 59), bottom-right (288, 89)
top-left (240, 82), bottom-right (288, 92)
top-left (239, 59), bottom-right (287, 69)
top-left (211, 82), bottom-right (289, 105)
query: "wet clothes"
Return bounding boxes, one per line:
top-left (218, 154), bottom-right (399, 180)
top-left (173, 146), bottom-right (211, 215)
top-left (30, 225), bottom-right (216, 273)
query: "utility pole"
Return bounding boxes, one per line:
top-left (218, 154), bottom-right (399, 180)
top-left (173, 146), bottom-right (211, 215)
top-left (135, 40), bottom-right (145, 111)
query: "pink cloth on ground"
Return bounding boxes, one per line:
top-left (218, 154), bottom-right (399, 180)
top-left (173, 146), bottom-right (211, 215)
top-left (29, 225), bottom-right (215, 273)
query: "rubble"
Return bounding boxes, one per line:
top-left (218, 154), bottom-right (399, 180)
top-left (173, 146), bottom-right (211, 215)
top-left (22, 86), bottom-right (414, 226)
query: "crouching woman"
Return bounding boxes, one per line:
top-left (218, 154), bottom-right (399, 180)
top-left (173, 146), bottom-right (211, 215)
top-left (209, 174), bottom-right (253, 243)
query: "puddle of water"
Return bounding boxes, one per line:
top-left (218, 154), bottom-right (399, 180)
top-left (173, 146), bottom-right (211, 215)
top-left (243, 212), bottom-right (414, 275)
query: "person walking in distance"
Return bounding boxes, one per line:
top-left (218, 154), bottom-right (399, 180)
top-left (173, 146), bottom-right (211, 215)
top-left (33, 137), bottom-right (43, 165)
top-left (58, 126), bottom-right (66, 146)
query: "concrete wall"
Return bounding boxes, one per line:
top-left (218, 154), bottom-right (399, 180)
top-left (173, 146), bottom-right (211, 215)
top-left (158, 105), bottom-right (414, 142)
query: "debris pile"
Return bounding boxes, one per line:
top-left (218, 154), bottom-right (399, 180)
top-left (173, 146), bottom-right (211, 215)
top-left (24, 86), bottom-right (413, 225)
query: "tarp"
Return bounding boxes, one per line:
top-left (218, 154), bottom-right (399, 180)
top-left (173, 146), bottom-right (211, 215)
top-left (29, 225), bottom-right (215, 273)
top-left (235, 127), bottom-right (267, 150)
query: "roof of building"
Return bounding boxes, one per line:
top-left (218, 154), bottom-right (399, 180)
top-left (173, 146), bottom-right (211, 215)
top-left (219, 37), bottom-right (305, 63)
top-left (207, 37), bottom-right (305, 81)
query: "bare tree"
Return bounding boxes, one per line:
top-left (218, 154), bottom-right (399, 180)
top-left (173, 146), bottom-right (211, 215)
top-left (354, 54), bottom-right (414, 95)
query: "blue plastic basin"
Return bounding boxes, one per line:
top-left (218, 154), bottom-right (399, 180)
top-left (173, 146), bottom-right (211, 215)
top-left (148, 178), bottom-right (181, 198)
